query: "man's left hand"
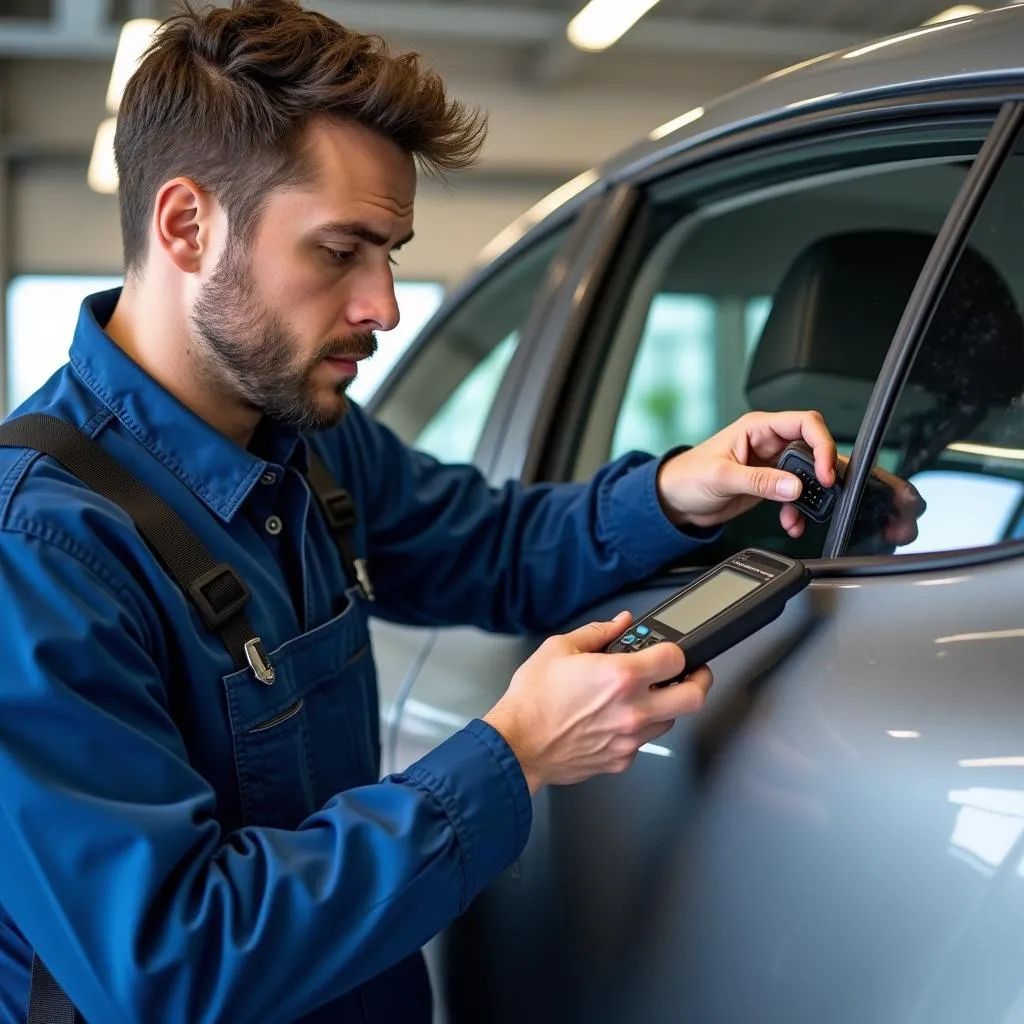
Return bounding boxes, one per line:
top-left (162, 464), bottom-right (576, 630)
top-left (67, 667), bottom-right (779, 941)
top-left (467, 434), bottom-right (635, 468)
top-left (657, 410), bottom-right (836, 538)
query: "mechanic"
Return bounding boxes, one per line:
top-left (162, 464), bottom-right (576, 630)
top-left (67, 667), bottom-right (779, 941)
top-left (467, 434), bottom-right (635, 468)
top-left (0, 2), bottom-right (843, 1022)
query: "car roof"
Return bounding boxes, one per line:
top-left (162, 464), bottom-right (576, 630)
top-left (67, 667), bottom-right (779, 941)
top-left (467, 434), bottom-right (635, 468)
top-left (605, 4), bottom-right (1024, 182)
top-left (473, 5), bottom-right (1024, 271)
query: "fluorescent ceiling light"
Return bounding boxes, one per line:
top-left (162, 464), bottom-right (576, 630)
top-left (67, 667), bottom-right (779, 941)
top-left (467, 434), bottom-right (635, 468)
top-left (567, 0), bottom-right (663, 52)
top-left (959, 757), bottom-right (1024, 768)
top-left (923, 5), bottom-right (984, 23)
top-left (88, 118), bottom-right (118, 194)
top-left (106, 18), bottom-right (161, 114)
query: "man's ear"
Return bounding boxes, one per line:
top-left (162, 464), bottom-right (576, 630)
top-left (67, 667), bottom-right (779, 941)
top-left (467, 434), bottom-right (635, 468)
top-left (151, 176), bottom-right (220, 274)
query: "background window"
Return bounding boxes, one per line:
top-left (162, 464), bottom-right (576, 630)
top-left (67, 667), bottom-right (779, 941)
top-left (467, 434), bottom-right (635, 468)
top-left (6, 275), bottom-right (122, 412)
top-left (4, 275), bottom-right (445, 415)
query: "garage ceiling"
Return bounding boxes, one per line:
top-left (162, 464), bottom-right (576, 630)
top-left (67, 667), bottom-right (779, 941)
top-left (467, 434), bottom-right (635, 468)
top-left (0, 0), bottom-right (1016, 81)
top-left (313, 0), bottom-right (1000, 34)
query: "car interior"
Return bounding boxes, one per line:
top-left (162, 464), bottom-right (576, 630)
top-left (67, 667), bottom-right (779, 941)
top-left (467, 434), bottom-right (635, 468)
top-left (575, 148), bottom-right (1024, 564)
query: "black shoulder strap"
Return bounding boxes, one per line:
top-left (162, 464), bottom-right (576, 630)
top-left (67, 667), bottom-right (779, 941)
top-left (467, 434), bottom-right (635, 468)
top-left (27, 955), bottom-right (77, 1024)
top-left (0, 414), bottom-right (267, 675)
top-left (0, 413), bottom-right (282, 1022)
top-left (305, 447), bottom-right (374, 602)
top-left (0, 418), bottom-right (366, 1022)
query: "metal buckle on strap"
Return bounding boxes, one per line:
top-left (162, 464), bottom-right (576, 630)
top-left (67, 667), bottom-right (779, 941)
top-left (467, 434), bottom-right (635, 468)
top-left (353, 558), bottom-right (375, 603)
top-left (244, 637), bottom-right (276, 685)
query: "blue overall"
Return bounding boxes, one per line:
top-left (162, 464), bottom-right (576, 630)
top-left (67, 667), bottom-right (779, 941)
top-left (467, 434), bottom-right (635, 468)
top-left (0, 290), bottom-right (709, 1022)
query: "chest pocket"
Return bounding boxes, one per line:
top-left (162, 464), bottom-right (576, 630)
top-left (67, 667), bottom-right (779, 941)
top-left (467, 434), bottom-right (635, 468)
top-left (223, 586), bottom-right (381, 830)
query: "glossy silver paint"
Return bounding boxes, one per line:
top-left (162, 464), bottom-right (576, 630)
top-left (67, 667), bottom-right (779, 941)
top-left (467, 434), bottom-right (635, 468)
top-left (367, 6), bottom-right (1024, 1021)
top-left (435, 559), bottom-right (1024, 1023)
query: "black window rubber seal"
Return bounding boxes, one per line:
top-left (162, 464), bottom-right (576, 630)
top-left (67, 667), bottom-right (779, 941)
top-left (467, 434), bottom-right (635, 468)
top-left (824, 100), bottom-right (1024, 559)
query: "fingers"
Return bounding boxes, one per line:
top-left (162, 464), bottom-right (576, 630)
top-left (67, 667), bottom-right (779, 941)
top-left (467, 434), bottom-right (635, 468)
top-left (780, 503), bottom-right (805, 538)
top-left (882, 484), bottom-right (925, 545)
top-left (602, 640), bottom-right (686, 692)
top-left (744, 410), bottom-right (837, 487)
top-left (644, 665), bottom-right (715, 719)
top-left (567, 611), bottom-right (633, 653)
top-left (714, 459), bottom-right (808, 504)
top-left (607, 660), bottom-right (714, 769)
top-left (638, 720), bottom-right (675, 746)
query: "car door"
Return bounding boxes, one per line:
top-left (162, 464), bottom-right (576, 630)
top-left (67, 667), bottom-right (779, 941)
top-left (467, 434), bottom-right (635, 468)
top-left (412, 95), bottom-right (1024, 1023)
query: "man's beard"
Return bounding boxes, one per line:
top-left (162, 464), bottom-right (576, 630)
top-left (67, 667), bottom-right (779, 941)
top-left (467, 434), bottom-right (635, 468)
top-left (191, 244), bottom-right (377, 433)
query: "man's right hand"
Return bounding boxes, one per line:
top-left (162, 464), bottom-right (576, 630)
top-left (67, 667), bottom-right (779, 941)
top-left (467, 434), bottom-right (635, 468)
top-left (482, 611), bottom-right (714, 794)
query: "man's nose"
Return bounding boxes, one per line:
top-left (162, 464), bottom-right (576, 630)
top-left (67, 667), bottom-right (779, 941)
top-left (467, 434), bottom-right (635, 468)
top-left (348, 278), bottom-right (400, 333)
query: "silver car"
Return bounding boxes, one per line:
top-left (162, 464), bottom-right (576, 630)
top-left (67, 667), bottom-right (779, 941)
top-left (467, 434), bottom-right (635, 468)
top-left (366, 8), bottom-right (1024, 1022)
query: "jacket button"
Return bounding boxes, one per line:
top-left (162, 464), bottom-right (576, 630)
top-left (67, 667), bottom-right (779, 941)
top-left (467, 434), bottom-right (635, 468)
top-left (261, 470), bottom-right (277, 486)
top-left (265, 515), bottom-right (283, 536)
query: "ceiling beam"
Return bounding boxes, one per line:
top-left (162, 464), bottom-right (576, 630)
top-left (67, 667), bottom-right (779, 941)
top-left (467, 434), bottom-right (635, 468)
top-left (314, 2), bottom-right (871, 59)
top-left (0, 1), bottom-right (873, 62)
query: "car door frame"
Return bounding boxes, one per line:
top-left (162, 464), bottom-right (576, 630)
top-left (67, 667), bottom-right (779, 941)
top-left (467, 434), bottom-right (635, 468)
top-left (365, 182), bottom-right (607, 479)
top-left (492, 82), bottom-right (1024, 582)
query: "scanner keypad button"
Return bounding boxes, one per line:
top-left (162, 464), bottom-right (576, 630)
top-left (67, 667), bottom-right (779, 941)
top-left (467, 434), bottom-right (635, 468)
top-left (791, 466), bottom-right (828, 511)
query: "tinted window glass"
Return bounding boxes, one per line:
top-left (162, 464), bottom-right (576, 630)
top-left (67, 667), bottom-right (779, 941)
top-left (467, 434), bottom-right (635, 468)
top-left (573, 145), bottom-right (980, 564)
top-left (851, 137), bottom-right (1024, 556)
top-left (373, 226), bottom-right (569, 464)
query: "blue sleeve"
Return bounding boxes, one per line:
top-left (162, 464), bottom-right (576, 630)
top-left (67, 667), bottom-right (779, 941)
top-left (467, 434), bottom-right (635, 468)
top-left (345, 407), bottom-right (715, 633)
top-left (0, 529), bottom-right (530, 1023)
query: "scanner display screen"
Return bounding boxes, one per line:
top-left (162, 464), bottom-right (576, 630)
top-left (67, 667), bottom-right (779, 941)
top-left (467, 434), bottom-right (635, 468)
top-left (656, 568), bottom-right (761, 635)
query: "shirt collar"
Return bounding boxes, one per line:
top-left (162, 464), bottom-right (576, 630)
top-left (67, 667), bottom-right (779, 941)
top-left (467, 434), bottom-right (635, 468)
top-left (69, 288), bottom-right (305, 522)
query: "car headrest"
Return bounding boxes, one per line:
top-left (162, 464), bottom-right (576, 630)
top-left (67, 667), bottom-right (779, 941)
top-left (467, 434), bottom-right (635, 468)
top-left (746, 230), bottom-right (1024, 441)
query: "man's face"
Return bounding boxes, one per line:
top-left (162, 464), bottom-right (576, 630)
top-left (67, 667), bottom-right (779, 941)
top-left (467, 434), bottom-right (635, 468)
top-left (191, 118), bottom-right (416, 432)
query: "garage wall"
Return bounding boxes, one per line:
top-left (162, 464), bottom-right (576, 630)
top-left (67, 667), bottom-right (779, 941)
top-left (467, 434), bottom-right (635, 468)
top-left (7, 164), bottom-right (553, 283)
top-left (1, 48), bottom-right (779, 285)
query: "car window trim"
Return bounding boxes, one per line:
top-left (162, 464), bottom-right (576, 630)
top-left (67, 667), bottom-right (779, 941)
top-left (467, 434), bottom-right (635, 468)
top-left (474, 193), bottom-right (612, 480)
top-left (486, 184), bottom-right (643, 485)
top-left (485, 90), bottom-right (1022, 491)
top-left (812, 537), bottom-right (1024, 577)
top-left (509, 101), bottom-right (1024, 580)
top-left (620, 82), bottom-right (1024, 189)
top-left (648, 536), bottom-right (1024, 585)
top-left (824, 100), bottom-right (1024, 557)
top-left (525, 110), bottom-right (998, 491)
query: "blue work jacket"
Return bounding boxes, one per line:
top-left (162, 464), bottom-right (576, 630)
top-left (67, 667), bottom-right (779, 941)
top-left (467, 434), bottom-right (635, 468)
top-left (0, 290), bottom-right (709, 1023)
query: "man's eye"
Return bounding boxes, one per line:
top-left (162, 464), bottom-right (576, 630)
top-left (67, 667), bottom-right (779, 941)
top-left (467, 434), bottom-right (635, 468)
top-left (322, 247), bottom-right (354, 264)
top-left (388, 254), bottom-right (400, 267)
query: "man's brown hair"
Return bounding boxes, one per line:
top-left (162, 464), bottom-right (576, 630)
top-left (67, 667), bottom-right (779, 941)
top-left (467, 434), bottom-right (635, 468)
top-left (114, 0), bottom-right (487, 272)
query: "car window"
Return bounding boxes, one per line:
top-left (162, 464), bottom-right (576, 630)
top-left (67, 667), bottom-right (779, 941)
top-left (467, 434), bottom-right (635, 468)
top-left (571, 136), bottom-right (985, 564)
top-left (372, 225), bottom-right (569, 464)
top-left (851, 135), bottom-right (1024, 556)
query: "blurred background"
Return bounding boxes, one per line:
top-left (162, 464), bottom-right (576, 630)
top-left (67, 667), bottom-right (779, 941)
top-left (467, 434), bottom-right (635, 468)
top-left (0, 0), bottom-right (994, 414)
